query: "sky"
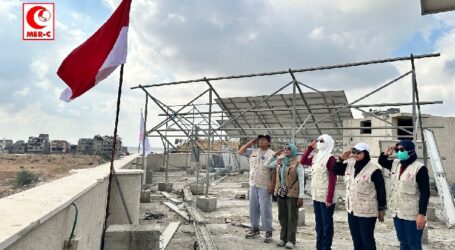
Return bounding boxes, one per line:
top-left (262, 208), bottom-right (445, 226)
top-left (1, 0), bottom-right (455, 147)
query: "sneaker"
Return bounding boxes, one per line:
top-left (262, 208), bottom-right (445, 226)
top-left (277, 240), bottom-right (286, 247)
top-left (264, 231), bottom-right (272, 243)
top-left (285, 242), bottom-right (295, 249)
top-left (245, 228), bottom-right (260, 239)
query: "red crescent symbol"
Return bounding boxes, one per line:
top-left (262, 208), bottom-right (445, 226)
top-left (26, 6), bottom-right (47, 29)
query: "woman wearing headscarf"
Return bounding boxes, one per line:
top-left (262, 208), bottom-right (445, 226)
top-left (265, 143), bottom-right (304, 249)
top-left (333, 142), bottom-right (386, 250)
top-left (300, 134), bottom-right (337, 250)
top-left (378, 140), bottom-right (430, 250)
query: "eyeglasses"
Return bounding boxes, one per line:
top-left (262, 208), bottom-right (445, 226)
top-left (394, 147), bottom-right (406, 152)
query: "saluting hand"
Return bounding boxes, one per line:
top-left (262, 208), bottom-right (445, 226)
top-left (384, 146), bottom-right (394, 156)
top-left (341, 151), bottom-right (351, 161)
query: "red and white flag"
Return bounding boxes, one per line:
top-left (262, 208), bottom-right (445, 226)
top-left (57, 0), bottom-right (132, 102)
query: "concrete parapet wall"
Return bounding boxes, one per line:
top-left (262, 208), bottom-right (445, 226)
top-left (147, 152), bottom-right (250, 171)
top-left (0, 154), bottom-right (142, 250)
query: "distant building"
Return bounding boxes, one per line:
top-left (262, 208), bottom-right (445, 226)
top-left (27, 134), bottom-right (50, 154)
top-left (0, 139), bottom-right (13, 153)
top-left (93, 135), bottom-right (122, 158)
top-left (10, 140), bottom-right (26, 154)
top-left (69, 144), bottom-right (78, 154)
top-left (50, 140), bottom-right (69, 153)
top-left (77, 138), bottom-right (94, 154)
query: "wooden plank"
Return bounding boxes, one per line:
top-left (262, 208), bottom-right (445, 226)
top-left (161, 191), bottom-right (182, 203)
top-left (160, 221), bottom-right (181, 250)
top-left (163, 201), bottom-right (190, 221)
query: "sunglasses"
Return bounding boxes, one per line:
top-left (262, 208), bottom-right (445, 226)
top-left (318, 139), bottom-right (324, 143)
top-left (394, 147), bottom-right (406, 152)
top-left (351, 149), bottom-right (363, 155)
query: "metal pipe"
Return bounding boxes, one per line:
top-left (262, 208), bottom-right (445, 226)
top-left (131, 53), bottom-right (439, 89)
top-left (155, 101), bottom-right (443, 116)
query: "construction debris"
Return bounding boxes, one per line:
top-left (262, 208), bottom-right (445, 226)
top-left (160, 221), bottom-right (181, 250)
top-left (163, 201), bottom-right (190, 221)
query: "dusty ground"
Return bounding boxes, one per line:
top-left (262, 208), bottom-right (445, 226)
top-left (0, 153), bottom-right (107, 198)
top-left (141, 170), bottom-right (455, 250)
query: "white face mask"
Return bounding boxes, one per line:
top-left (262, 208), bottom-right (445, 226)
top-left (316, 141), bottom-right (325, 150)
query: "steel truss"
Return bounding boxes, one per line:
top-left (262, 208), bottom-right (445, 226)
top-left (132, 53), bottom-right (442, 196)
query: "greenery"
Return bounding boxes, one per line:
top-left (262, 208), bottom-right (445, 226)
top-left (15, 170), bottom-right (39, 187)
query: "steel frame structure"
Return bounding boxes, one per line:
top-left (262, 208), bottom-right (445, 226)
top-left (132, 53), bottom-right (442, 196)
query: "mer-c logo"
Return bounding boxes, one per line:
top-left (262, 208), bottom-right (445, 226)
top-left (22, 3), bottom-right (55, 40)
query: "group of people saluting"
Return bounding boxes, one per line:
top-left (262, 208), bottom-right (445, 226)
top-left (238, 133), bottom-right (430, 250)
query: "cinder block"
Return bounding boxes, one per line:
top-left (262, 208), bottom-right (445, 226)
top-left (241, 182), bottom-right (249, 188)
top-left (426, 207), bottom-right (436, 221)
top-left (298, 208), bottom-right (305, 226)
top-left (196, 196), bottom-right (217, 212)
top-left (104, 224), bottom-right (160, 250)
top-left (140, 190), bottom-right (151, 203)
top-left (422, 225), bottom-right (428, 244)
top-left (190, 184), bottom-right (204, 195)
top-left (158, 182), bottom-right (173, 192)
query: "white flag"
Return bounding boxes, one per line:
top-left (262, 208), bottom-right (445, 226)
top-left (139, 111), bottom-right (151, 155)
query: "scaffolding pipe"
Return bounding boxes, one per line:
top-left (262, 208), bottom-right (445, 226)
top-left (131, 53), bottom-right (439, 89)
top-left (156, 101), bottom-right (443, 116)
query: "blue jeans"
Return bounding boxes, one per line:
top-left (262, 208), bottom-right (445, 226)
top-left (393, 217), bottom-right (423, 250)
top-left (347, 212), bottom-right (377, 250)
top-left (249, 186), bottom-right (273, 232)
top-left (313, 200), bottom-right (335, 250)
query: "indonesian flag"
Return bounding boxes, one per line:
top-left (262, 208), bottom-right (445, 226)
top-left (57, 0), bottom-right (132, 102)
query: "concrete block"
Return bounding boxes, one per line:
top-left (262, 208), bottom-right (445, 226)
top-left (298, 208), bottom-right (305, 226)
top-left (145, 170), bottom-right (153, 184)
top-left (140, 190), bottom-right (151, 203)
top-left (196, 196), bottom-right (217, 212)
top-left (426, 207), bottom-right (436, 221)
top-left (422, 225), bottom-right (428, 244)
top-left (234, 191), bottom-right (248, 200)
top-left (241, 182), bottom-right (249, 188)
top-left (190, 184), bottom-right (204, 195)
top-left (158, 182), bottom-right (173, 192)
top-left (64, 235), bottom-right (80, 250)
top-left (104, 224), bottom-right (160, 250)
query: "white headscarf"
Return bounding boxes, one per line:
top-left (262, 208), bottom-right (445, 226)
top-left (315, 134), bottom-right (334, 166)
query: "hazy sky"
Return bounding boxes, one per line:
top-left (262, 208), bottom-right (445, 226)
top-left (1, 0), bottom-right (455, 147)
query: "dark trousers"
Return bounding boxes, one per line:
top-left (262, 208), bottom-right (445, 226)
top-left (393, 217), bottom-right (423, 250)
top-left (277, 196), bottom-right (298, 244)
top-left (347, 212), bottom-right (377, 250)
top-left (313, 200), bottom-right (335, 250)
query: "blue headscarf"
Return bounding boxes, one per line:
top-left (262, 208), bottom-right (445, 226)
top-left (280, 143), bottom-right (298, 183)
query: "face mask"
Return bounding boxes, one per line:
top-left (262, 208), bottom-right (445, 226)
top-left (396, 150), bottom-right (409, 161)
top-left (316, 141), bottom-right (325, 150)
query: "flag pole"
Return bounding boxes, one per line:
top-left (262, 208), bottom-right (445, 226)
top-left (101, 64), bottom-right (136, 249)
